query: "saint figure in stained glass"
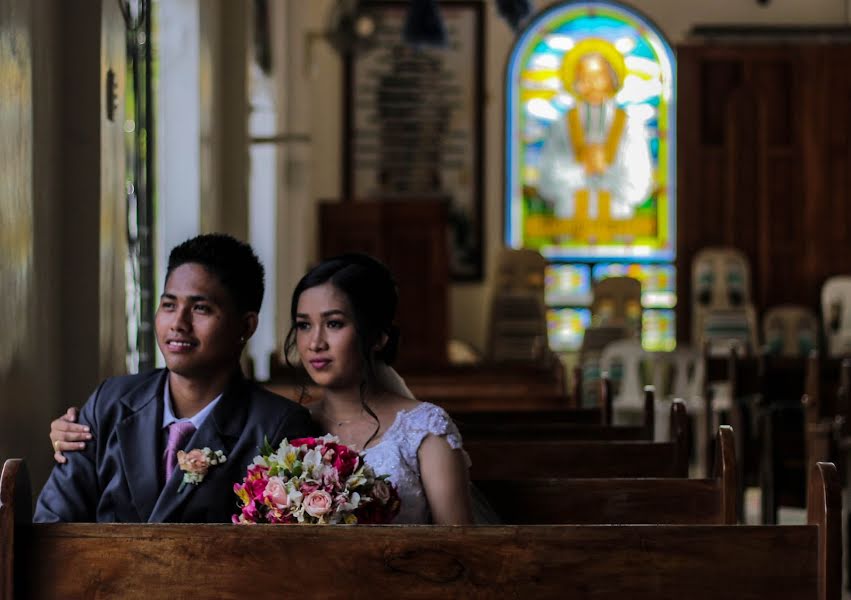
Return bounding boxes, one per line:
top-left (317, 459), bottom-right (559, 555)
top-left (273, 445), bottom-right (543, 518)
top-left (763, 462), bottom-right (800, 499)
top-left (537, 38), bottom-right (652, 230)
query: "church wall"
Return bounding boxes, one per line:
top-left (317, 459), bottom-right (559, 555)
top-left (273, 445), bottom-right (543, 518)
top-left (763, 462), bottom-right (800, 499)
top-left (0, 0), bottom-right (127, 493)
top-left (2, 0), bottom-right (848, 494)
top-left (305, 0), bottom-right (850, 353)
top-left (0, 0), bottom-right (51, 493)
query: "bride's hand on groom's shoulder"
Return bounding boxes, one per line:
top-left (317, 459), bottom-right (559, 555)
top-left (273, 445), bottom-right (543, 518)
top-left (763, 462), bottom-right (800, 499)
top-left (50, 407), bottom-right (91, 463)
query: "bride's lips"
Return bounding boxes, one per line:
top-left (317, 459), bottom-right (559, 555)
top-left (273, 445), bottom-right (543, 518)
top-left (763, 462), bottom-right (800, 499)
top-left (309, 359), bottom-right (331, 370)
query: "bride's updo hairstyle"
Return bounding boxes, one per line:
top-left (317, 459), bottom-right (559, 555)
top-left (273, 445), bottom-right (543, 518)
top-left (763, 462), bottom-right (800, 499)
top-left (284, 253), bottom-right (401, 389)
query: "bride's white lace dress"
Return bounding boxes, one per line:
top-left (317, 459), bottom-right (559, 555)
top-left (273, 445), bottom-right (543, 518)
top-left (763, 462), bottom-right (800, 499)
top-left (362, 402), bottom-right (468, 524)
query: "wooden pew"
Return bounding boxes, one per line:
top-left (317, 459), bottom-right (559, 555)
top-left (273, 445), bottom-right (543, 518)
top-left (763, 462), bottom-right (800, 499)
top-left (455, 385), bottom-right (655, 441)
top-left (760, 400), bottom-right (806, 524)
top-left (703, 349), bottom-right (812, 524)
top-left (803, 354), bottom-right (851, 587)
top-left (408, 393), bottom-right (571, 414)
top-left (466, 400), bottom-right (688, 480)
top-left (751, 354), bottom-right (810, 524)
top-left (0, 458), bottom-right (30, 600)
top-left (0, 459), bottom-right (840, 599)
top-left (476, 425), bottom-right (736, 524)
top-left (266, 358), bottom-right (572, 412)
top-left (803, 354), bottom-right (851, 490)
top-left (450, 406), bottom-right (603, 426)
top-left (701, 347), bottom-right (761, 519)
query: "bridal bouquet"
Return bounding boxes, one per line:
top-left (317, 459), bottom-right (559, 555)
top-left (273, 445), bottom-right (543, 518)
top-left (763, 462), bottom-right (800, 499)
top-left (232, 434), bottom-right (400, 525)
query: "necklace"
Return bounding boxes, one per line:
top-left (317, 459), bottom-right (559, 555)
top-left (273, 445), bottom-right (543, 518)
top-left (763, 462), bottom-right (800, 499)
top-left (318, 407), bottom-right (364, 427)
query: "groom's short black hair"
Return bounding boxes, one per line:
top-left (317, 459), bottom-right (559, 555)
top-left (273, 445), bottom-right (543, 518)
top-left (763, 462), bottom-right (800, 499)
top-left (166, 233), bottom-right (265, 313)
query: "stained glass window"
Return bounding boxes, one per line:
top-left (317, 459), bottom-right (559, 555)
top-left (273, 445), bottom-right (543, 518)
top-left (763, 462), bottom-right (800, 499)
top-left (504, 1), bottom-right (676, 352)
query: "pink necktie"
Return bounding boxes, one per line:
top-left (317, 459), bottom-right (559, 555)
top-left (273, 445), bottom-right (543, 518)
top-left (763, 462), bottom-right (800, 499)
top-left (163, 421), bottom-right (196, 483)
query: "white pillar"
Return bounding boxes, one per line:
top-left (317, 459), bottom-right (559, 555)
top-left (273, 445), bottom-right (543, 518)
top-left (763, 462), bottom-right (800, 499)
top-left (155, 0), bottom-right (201, 366)
top-left (155, 0), bottom-right (201, 291)
top-left (247, 60), bottom-right (278, 381)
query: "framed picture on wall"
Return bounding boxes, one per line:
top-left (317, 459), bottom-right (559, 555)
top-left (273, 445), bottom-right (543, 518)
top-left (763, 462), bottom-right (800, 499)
top-left (342, 0), bottom-right (485, 281)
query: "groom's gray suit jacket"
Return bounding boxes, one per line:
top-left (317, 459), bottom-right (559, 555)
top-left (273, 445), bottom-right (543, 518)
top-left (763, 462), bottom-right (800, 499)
top-left (35, 369), bottom-right (317, 523)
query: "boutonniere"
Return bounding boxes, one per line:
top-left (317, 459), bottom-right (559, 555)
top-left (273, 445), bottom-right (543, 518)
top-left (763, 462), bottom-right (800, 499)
top-left (177, 447), bottom-right (227, 492)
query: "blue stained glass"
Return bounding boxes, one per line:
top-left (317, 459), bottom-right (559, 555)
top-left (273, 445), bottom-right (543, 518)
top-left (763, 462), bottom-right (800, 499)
top-left (506, 1), bottom-right (678, 353)
top-left (505, 0), bottom-right (676, 261)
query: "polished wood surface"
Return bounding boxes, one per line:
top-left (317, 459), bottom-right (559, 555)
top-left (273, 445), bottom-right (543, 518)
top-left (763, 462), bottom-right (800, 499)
top-left (476, 425), bottom-right (736, 524)
top-left (0, 459), bottom-right (839, 600)
top-left (804, 355), bottom-right (851, 495)
top-left (450, 407), bottom-right (602, 426)
top-left (266, 358), bottom-right (570, 412)
top-left (466, 401), bottom-right (688, 480)
top-left (461, 422), bottom-right (647, 441)
top-left (0, 459), bottom-right (30, 600)
top-left (18, 524), bottom-right (824, 599)
top-left (468, 439), bottom-right (685, 480)
top-left (454, 384), bottom-right (651, 441)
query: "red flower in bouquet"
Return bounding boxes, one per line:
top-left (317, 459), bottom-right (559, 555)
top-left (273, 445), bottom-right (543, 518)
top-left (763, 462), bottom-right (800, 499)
top-left (233, 435), bottom-right (400, 525)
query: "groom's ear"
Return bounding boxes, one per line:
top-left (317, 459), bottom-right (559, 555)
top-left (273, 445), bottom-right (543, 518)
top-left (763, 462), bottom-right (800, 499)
top-left (240, 312), bottom-right (259, 342)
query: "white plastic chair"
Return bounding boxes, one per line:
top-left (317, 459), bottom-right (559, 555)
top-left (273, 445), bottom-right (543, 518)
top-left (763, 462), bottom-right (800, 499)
top-left (762, 304), bottom-right (818, 357)
top-left (691, 247), bottom-right (759, 355)
top-left (821, 276), bottom-right (851, 357)
top-left (600, 338), bottom-right (649, 428)
top-left (652, 346), bottom-right (706, 472)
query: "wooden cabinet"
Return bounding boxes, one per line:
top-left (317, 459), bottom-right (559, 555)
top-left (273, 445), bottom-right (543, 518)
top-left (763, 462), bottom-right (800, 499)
top-left (677, 43), bottom-right (851, 343)
top-left (318, 200), bottom-right (449, 367)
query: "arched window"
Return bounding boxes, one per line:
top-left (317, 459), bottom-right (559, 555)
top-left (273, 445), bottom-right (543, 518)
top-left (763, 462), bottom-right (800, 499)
top-left (504, 1), bottom-right (676, 351)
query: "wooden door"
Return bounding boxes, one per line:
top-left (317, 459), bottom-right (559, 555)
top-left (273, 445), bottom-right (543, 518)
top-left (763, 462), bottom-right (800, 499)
top-left (677, 43), bottom-right (851, 343)
top-left (318, 200), bottom-right (449, 367)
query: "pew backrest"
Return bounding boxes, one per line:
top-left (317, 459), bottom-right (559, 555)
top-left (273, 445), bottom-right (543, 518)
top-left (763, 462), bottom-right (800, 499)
top-left (450, 407), bottom-right (603, 426)
top-left (475, 425), bottom-right (737, 524)
top-left (466, 399), bottom-right (688, 480)
top-left (451, 387), bottom-right (655, 441)
top-left (0, 459), bottom-right (30, 600)
top-left (459, 422), bottom-right (647, 441)
top-left (0, 459), bottom-right (839, 600)
top-left (803, 353), bottom-right (851, 424)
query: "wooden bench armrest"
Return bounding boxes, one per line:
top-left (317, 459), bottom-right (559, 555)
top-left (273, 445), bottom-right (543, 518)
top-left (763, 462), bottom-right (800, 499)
top-left (807, 461), bottom-right (841, 600)
top-left (714, 425), bottom-right (737, 524)
top-left (1, 459), bottom-right (31, 600)
top-left (670, 399), bottom-right (689, 477)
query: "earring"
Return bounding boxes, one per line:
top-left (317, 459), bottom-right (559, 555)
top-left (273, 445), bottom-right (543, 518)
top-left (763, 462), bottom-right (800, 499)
top-left (240, 336), bottom-right (246, 344)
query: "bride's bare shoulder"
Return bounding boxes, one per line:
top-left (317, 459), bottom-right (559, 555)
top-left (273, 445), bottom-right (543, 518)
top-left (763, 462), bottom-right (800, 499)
top-left (383, 393), bottom-right (421, 413)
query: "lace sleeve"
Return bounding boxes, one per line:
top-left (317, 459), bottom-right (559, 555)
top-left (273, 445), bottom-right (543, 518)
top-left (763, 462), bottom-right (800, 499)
top-left (399, 403), bottom-right (471, 468)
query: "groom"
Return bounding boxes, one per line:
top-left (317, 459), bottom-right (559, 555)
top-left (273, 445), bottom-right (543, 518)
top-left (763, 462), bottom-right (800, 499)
top-left (35, 234), bottom-right (316, 522)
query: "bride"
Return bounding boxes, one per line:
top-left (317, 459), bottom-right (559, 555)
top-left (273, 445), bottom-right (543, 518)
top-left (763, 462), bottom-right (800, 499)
top-left (50, 253), bottom-right (474, 525)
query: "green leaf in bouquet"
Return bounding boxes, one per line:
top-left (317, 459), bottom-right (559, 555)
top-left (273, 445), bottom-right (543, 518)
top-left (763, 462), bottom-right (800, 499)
top-left (259, 436), bottom-right (275, 456)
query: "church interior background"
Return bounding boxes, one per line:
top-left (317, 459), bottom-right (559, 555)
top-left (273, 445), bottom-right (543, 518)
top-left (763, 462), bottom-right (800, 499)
top-left (4, 0), bottom-right (851, 547)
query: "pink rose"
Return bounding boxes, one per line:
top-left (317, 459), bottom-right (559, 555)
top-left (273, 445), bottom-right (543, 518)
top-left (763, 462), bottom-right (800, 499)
top-left (303, 490), bottom-right (333, 518)
top-left (177, 449), bottom-right (209, 476)
top-left (263, 476), bottom-right (290, 510)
